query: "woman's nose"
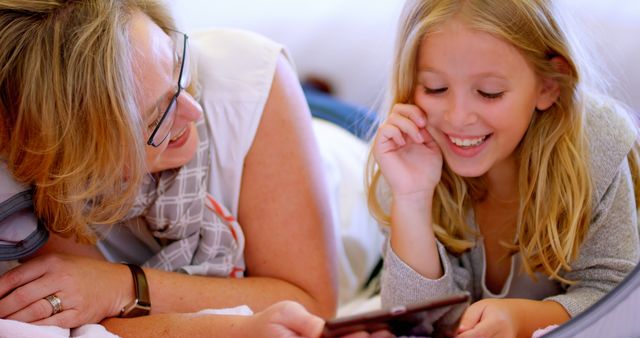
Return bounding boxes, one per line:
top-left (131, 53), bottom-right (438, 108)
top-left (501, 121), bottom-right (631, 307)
top-left (176, 91), bottom-right (203, 122)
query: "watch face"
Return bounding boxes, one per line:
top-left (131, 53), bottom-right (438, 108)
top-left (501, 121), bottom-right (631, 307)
top-left (121, 300), bottom-right (151, 318)
top-left (120, 264), bottom-right (151, 318)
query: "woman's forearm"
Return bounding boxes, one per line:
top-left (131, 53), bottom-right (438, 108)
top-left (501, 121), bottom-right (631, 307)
top-left (140, 269), bottom-right (334, 318)
top-left (101, 312), bottom-right (249, 338)
top-left (102, 301), bottom-right (324, 338)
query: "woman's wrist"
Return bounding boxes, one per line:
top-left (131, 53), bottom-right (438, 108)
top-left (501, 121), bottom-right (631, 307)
top-left (111, 262), bottom-right (139, 318)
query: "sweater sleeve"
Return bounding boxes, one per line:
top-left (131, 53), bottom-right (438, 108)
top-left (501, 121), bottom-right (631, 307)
top-left (380, 234), bottom-right (473, 308)
top-left (546, 159), bottom-right (640, 316)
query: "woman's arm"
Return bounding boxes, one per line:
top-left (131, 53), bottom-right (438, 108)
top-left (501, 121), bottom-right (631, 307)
top-left (101, 301), bottom-right (324, 338)
top-left (234, 54), bottom-right (338, 317)
top-left (110, 55), bottom-right (338, 317)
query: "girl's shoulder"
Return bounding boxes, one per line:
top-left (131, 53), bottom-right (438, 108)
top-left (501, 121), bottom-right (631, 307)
top-left (585, 97), bottom-right (638, 199)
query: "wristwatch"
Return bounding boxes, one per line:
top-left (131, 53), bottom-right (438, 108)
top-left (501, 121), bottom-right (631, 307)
top-left (120, 264), bottom-right (151, 318)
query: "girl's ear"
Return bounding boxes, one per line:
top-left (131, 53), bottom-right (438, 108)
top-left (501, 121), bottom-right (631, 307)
top-left (536, 56), bottom-right (569, 111)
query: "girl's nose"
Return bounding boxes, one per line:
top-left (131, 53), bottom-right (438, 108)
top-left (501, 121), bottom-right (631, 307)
top-left (444, 94), bottom-right (477, 127)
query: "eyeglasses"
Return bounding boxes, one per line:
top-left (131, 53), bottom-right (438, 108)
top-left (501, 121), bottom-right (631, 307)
top-left (146, 31), bottom-right (190, 147)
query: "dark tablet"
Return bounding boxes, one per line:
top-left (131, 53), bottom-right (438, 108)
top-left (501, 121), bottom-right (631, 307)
top-left (322, 292), bottom-right (471, 338)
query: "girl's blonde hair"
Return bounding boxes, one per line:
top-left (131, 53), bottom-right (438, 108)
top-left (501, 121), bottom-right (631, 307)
top-left (0, 0), bottom-right (178, 241)
top-left (367, 0), bottom-right (639, 282)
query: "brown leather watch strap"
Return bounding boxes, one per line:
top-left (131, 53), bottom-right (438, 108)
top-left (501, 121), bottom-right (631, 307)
top-left (119, 263), bottom-right (151, 318)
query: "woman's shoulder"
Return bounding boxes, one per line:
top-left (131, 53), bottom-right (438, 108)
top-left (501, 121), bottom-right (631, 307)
top-left (585, 97), bottom-right (638, 198)
top-left (191, 28), bottom-right (283, 56)
top-left (190, 28), bottom-right (286, 101)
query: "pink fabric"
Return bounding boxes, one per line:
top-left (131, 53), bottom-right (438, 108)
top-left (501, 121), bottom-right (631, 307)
top-left (0, 306), bottom-right (252, 337)
top-left (532, 324), bottom-right (559, 338)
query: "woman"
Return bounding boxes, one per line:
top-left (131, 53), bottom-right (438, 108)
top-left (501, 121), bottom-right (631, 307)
top-left (0, 0), bottom-right (337, 336)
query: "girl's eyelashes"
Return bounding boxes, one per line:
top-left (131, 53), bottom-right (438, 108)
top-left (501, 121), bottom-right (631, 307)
top-left (478, 90), bottom-right (504, 99)
top-left (420, 86), bottom-right (504, 99)
top-left (423, 86), bottom-right (448, 94)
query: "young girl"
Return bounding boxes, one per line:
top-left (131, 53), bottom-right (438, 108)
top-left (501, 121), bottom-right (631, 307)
top-left (367, 1), bottom-right (640, 337)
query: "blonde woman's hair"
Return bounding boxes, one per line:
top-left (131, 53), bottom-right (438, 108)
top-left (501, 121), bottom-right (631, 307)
top-left (0, 0), bottom-right (179, 241)
top-left (367, 0), bottom-right (640, 283)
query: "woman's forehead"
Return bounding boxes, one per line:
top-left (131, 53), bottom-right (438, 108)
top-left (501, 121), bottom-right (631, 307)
top-left (129, 11), bottom-right (175, 115)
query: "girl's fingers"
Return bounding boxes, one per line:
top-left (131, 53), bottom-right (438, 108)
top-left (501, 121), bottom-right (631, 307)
top-left (386, 113), bottom-right (424, 144)
top-left (392, 103), bottom-right (428, 128)
top-left (455, 318), bottom-right (500, 338)
top-left (456, 304), bottom-right (484, 334)
top-left (377, 123), bottom-right (406, 148)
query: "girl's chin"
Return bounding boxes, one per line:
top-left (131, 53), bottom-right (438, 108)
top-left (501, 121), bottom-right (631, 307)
top-left (444, 158), bottom-right (489, 178)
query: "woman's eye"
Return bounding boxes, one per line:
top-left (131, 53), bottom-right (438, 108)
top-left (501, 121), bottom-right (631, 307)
top-left (148, 112), bottom-right (162, 131)
top-left (424, 87), bottom-right (447, 94)
top-left (478, 90), bottom-right (504, 99)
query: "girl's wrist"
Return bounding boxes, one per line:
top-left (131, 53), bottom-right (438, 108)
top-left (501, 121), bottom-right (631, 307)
top-left (392, 191), bottom-right (434, 210)
top-left (392, 189), bottom-right (435, 206)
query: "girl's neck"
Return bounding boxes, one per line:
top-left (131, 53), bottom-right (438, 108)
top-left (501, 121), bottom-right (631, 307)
top-left (483, 156), bottom-right (519, 203)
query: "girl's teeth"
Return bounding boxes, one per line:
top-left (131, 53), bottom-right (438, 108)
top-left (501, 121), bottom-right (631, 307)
top-left (449, 135), bottom-right (487, 147)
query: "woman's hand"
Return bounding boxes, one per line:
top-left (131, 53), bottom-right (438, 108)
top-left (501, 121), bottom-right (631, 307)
top-left (373, 104), bottom-right (443, 197)
top-left (247, 301), bottom-right (324, 337)
top-left (455, 298), bottom-right (518, 338)
top-left (0, 253), bottom-right (130, 328)
top-left (248, 301), bottom-right (394, 338)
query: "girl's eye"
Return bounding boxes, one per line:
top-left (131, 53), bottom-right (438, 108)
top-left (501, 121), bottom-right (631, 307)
top-left (478, 90), bottom-right (504, 99)
top-left (424, 87), bottom-right (448, 94)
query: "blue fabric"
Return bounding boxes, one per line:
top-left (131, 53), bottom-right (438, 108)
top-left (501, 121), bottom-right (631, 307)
top-left (303, 86), bottom-right (378, 141)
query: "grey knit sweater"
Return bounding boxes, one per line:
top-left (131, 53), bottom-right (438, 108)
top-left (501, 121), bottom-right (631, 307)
top-left (380, 101), bottom-right (640, 317)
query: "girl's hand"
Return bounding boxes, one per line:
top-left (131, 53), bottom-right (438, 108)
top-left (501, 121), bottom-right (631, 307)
top-left (0, 253), bottom-right (130, 328)
top-left (455, 299), bottom-right (518, 338)
top-left (373, 104), bottom-right (443, 197)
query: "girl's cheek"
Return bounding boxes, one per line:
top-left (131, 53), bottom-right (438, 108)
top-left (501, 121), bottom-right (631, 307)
top-left (415, 95), bottom-right (445, 123)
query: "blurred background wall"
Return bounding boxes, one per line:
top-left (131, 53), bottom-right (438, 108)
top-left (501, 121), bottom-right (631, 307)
top-left (167, 0), bottom-right (640, 113)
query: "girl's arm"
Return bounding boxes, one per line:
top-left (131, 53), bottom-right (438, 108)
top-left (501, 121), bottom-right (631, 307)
top-left (545, 161), bottom-right (639, 316)
top-left (390, 191), bottom-right (442, 279)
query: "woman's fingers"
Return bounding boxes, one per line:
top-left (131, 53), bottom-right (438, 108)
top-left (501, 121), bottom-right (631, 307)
top-left (32, 308), bottom-right (78, 328)
top-left (0, 258), bottom-right (48, 298)
top-left (0, 274), bottom-right (59, 318)
top-left (3, 297), bottom-right (56, 322)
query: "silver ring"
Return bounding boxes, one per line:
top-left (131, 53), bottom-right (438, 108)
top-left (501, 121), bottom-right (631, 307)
top-left (45, 294), bottom-right (62, 316)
